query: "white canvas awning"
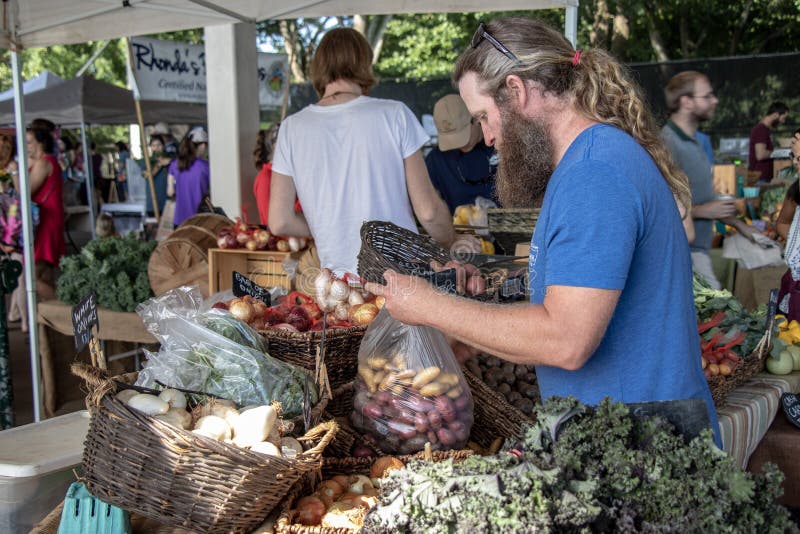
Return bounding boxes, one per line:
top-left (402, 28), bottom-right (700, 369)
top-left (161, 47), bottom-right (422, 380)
top-left (0, 0), bottom-right (578, 50)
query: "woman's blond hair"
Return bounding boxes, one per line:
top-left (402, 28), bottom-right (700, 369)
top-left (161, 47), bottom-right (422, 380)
top-left (453, 17), bottom-right (690, 210)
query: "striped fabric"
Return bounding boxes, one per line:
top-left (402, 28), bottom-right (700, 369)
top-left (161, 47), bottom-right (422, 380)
top-left (718, 371), bottom-right (800, 468)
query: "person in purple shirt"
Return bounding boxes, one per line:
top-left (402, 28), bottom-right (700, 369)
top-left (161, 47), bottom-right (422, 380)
top-left (167, 135), bottom-right (210, 226)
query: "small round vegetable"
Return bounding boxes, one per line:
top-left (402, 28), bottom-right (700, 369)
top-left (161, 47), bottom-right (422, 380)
top-left (295, 495), bottom-right (326, 526)
top-left (115, 389), bottom-right (139, 404)
top-left (127, 393), bottom-right (169, 416)
top-left (370, 456), bottom-right (405, 479)
top-left (250, 441), bottom-right (282, 456)
top-left (194, 415), bottom-right (232, 441)
top-left (228, 298), bottom-right (254, 323)
top-left (466, 275), bottom-right (486, 296)
top-left (329, 279), bottom-right (350, 302)
top-left (158, 388), bottom-right (187, 410)
top-left (276, 239), bottom-right (290, 252)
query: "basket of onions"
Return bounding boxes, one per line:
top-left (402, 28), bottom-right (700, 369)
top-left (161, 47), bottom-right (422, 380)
top-left (73, 363), bottom-right (339, 534)
top-left (218, 271), bottom-right (382, 391)
top-left (357, 221), bottom-right (525, 302)
top-left (275, 448), bottom-right (473, 533)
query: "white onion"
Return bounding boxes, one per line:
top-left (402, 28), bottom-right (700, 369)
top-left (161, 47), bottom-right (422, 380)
top-left (288, 236), bottom-right (301, 252)
top-left (329, 279), bottom-right (350, 302)
top-left (315, 268), bottom-right (333, 295)
top-left (334, 302), bottom-right (350, 321)
top-left (348, 291), bottom-right (365, 306)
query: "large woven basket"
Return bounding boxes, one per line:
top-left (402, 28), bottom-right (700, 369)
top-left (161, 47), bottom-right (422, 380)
top-left (275, 449), bottom-right (473, 534)
top-left (323, 371), bottom-right (533, 458)
top-left (358, 220), bottom-right (522, 302)
top-left (707, 332), bottom-right (770, 407)
top-left (487, 208), bottom-right (539, 255)
top-left (74, 364), bottom-right (338, 534)
top-left (260, 325), bottom-right (367, 392)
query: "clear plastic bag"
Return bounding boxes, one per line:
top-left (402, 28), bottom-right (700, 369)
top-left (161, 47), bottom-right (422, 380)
top-left (135, 286), bottom-right (317, 417)
top-left (350, 309), bottom-right (474, 454)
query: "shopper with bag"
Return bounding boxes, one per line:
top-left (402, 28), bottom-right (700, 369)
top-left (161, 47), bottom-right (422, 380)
top-left (367, 17), bottom-right (720, 445)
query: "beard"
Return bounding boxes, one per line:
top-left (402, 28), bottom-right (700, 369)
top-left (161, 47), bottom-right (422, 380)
top-left (493, 106), bottom-right (555, 208)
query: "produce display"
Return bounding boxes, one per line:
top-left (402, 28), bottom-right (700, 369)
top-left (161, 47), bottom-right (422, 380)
top-left (351, 310), bottom-right (474, 455)
top-left (768, 315), bottom-right (800, 375)
top-left (119, 388), bottom-right (305, 457)
top-left (287, 457), bottom-right (405, 529)
top-left (693, 274), bottom-right (770, 379)
top-left (136, 287), bottom-right (317, 417)
top-left (57, 233), bottom-right (157, 312)
top-left (214, 287), bottom-right (381, 333)
top-left (364, 397), bottom-right (797, 533)
top-left (215, 218), bottom-right (310, 252)
top-left (463, 354), bottom-right (540, 416)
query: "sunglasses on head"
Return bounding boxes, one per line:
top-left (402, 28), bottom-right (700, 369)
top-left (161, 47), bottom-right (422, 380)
top-left (471, 22), bottom-right (519, 62)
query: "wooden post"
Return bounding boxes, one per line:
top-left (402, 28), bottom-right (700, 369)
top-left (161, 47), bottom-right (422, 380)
top-left (126, 38), bottom-right (160, 220)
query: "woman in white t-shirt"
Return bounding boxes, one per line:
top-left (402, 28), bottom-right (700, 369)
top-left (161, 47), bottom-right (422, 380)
top-left (269, 28), bottom-right (454, 275)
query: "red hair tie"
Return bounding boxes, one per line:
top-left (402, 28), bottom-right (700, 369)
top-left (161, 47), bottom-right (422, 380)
top-left (572, 49), bottom-right (582, 66)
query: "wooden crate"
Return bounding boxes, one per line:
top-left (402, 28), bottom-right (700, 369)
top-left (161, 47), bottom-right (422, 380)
top-left (208, 248), bottom-right (300, 293)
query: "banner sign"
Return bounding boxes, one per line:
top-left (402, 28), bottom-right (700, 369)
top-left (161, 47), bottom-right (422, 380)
top-left (129, 36), bottom-right (288, 109)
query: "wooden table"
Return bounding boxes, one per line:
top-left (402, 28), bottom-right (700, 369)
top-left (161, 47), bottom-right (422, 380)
top-left (37, 300), bottom-right (156, 417)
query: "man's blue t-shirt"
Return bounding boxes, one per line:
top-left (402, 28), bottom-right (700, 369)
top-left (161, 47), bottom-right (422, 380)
top-left (529, 124), bottom-right (720, 442)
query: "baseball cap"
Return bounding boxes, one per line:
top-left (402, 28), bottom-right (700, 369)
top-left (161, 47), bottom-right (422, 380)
top-left (151, 121), bottom-right (169, 135)
top-left (433, 94), bottom-right (472, 151)
top-left (189, 127), bottom-right (208, 144)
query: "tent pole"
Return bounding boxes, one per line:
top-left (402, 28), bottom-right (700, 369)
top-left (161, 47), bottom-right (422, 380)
top-left (564, 2), bottom-right (579, 48)
top-left (80, 124), bottom-right (97, 238)
top-left (11, 49), bottom-right (43, 422)
top-left (125, 38), bottom-right (159, 221)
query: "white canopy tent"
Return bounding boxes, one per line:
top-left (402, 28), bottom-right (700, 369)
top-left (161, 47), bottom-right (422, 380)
top-left (1, 0), bottom-right (579, 422)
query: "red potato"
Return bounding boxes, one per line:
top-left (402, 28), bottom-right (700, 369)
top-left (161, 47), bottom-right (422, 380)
top-left (463, 263), bottom-right (480, 277)
top-left (466, 275), bottom-right (487, 296)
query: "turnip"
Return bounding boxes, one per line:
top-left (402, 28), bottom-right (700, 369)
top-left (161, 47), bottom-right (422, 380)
top-left (158, 388), bottom-right (187, 409)
top-left (194, 415), bottom-right (232, 441)
top-left (127, 393), bottom-right (169, 416)
top-left (116, 389), bottom-right (138, 404)
top-left (232, 405), bottom-right (277, 448)
top-left (250, 441), bottom-right (282, 457)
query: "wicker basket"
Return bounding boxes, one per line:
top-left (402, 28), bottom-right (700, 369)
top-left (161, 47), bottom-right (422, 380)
top-left (358, 220), bottom-right (521, 302)
top-left (73, 363), bottom-right (338, 534)
top-left (487, 208), bottom-right (539, 255)
top-left (324, 371), bottom-right (534, 458)
top-left (707, 333), bottom-right (770, 407)
top-left (260, 325), bottom-right (368, 392)
top-left (463, 369), bottom-right (534, 449)
top-left (275, 449), bottom-right (473, 534)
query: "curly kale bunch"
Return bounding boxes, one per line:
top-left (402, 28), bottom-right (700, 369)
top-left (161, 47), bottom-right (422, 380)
top-left (364, 397), bottom-right (797, 534)
top-left (57, 234), bottom-right (157, 312)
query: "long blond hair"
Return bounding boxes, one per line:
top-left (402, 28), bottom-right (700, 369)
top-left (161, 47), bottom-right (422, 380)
top-left (454, 17), bottom-right (690, 210)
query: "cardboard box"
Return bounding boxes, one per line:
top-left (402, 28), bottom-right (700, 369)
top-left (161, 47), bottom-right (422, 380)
top-left (713, 163), bottom-right (748, 195)
top-left (208, 248), bottom-right (301, 293)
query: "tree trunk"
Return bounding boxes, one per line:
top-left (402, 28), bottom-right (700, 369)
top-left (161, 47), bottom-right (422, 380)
top-left (354, 14), bottom-right (393, 64)
top-left (610, 13), bottom-right (630, 59)
top-left (643, 1), bottom-right (670, 62)
top-left (279, 20), bottom-right (306, 82)
top-left (590, 0), bottom-right (611, 49)
top-left (729, 0), bottom-right (754, 55)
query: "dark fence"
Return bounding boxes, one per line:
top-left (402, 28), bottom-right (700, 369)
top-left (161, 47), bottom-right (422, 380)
top-left (266, 52), bottom-right (800, 157)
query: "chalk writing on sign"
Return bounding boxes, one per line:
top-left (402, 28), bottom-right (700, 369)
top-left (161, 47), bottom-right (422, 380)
top-left (71, 292), bottom-right (99, 353)
top-left (232, 271), bottom-right (271, 306)
top-left (782, 393), bottom-right (800, 430)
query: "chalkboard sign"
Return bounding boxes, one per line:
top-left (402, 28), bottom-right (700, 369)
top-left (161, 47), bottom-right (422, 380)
top-left (72, 292), bottom-right (99, 352)
top-left (781, 393), bottom-right (800, 429)
top-left (232, 271), bottom-right (271, 306)
top-left (765, 288), bottom-right (779, 331)
top-left (408, 266), bottom-right (458, 294)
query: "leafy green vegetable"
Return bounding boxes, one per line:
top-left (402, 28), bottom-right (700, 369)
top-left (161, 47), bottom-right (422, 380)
top-left (693, 273), bottom-right (772, 357)
top-left (365, 398), bottom-right (797, 533)
top-left (57, 234), bottom-right (157, 312)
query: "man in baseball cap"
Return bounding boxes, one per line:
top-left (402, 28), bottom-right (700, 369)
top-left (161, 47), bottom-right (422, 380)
top-left (426, 94), bottom-right (498, 213)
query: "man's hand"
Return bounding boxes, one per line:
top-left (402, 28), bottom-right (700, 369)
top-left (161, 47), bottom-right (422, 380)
top-left (364, 270), bottom-right (439, 326)
top-left (694, 198), bottom-right (737, 220)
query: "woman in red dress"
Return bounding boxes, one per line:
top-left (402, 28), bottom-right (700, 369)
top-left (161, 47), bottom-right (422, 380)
top-left (26, 127), bottom-right (65, 299)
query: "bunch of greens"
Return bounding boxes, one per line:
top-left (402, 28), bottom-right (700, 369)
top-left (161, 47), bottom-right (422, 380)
top-left (693, 273), bottom-right (770, 357)
top-left (57, 234), bottom-right (156, 312)
top-left (365, 397), bottom-right (796, 533)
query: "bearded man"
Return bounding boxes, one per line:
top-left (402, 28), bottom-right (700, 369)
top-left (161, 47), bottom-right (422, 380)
top-left (749, 102), bottom-right (790, 183)
top-left (366, 17), bottom-right (721, 444)
top-left (661, 71), bottom-right (756, 290)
